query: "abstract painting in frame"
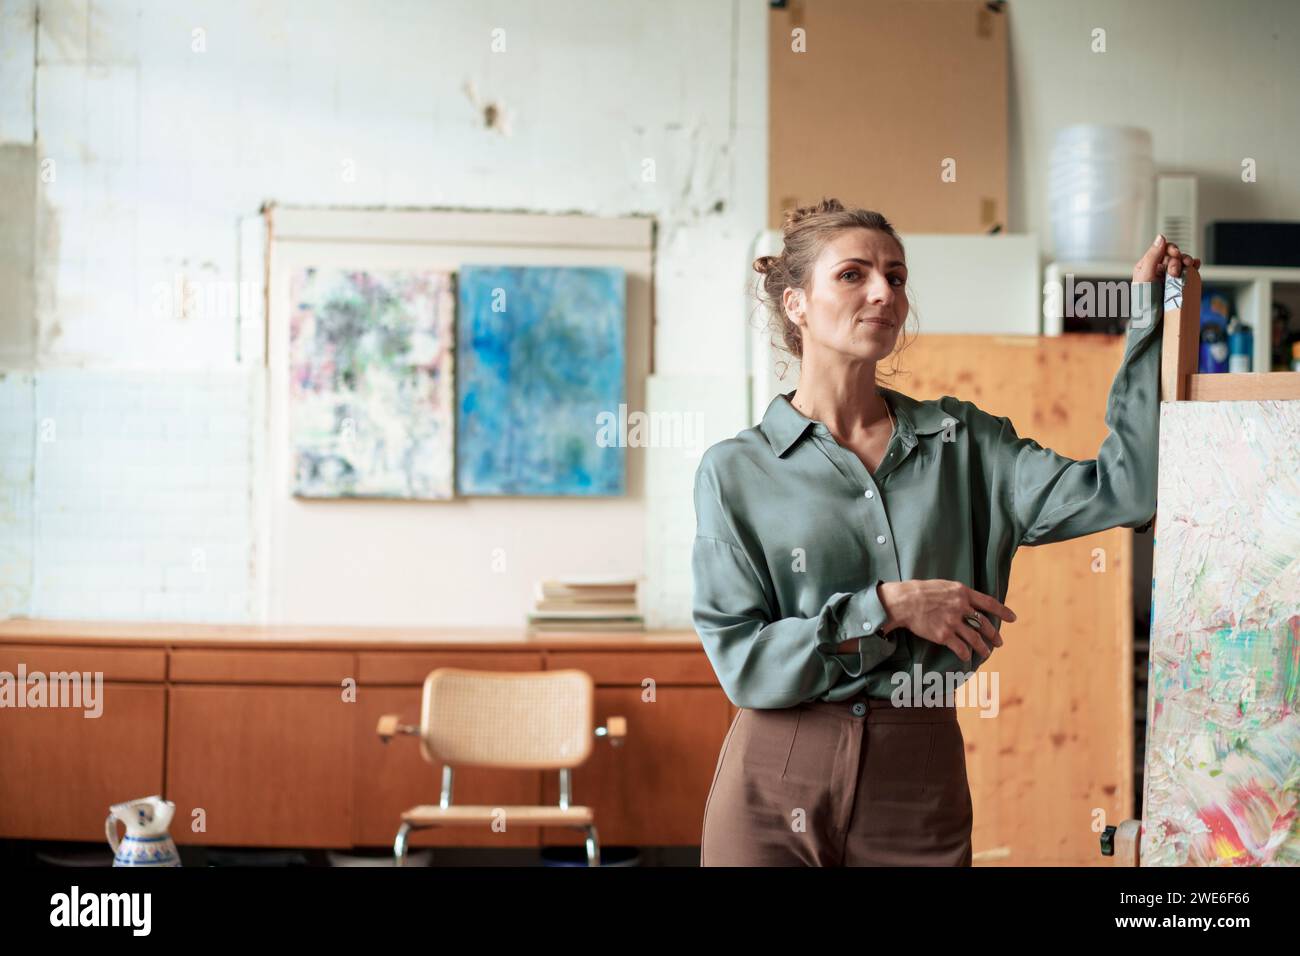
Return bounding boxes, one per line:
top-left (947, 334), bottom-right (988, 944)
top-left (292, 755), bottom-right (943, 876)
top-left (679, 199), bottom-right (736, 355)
top-left (288, 267), bottom-right (455, 499)
top-left (1142, 399), bottom-right (1300, 866)
top-left (456, 264), bottom-right (626, 496)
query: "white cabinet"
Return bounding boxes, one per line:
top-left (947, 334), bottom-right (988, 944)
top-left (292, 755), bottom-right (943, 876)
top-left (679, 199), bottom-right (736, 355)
top-left (1044, 261), bottom-right (1300, 373)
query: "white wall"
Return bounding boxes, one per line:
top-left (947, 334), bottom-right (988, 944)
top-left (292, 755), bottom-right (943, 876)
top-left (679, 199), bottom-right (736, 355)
top-left (0, 0), bottom-right (768, 624)
top-left (1005, 0), bottom-right (1300, 256)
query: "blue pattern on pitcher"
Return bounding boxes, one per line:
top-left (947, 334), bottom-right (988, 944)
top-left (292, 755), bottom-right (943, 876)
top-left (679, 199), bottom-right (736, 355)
top-left (107, 796), bottom-right (181, 867)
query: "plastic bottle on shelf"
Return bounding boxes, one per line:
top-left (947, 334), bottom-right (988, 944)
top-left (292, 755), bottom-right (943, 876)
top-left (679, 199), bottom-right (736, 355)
top-left (1199, 322), bottom-right (1229, 374)
top-left (1227, 315), bottom-right (1253, 373)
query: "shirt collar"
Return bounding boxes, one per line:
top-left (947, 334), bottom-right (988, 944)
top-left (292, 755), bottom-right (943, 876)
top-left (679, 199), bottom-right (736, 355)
top-left (760, 386), bottom-right (958, 458)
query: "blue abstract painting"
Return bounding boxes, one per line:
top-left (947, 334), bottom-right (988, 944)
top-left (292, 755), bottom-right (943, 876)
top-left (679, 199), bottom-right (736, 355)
top-left (456, 265), bottom-right (626, 496)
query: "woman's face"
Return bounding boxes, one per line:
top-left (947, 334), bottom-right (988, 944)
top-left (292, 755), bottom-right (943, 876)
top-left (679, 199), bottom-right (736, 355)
top-left (785, 227), bottom-right (907, 363)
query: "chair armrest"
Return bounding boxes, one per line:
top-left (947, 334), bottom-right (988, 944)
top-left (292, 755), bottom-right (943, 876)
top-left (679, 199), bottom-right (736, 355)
top-left (594, 715), bottom-right (627, 747)
top-left (376, 714), bottom-right (417, 744)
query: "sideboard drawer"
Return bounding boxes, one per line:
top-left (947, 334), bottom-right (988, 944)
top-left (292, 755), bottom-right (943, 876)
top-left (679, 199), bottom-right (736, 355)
top-left (169, 650), bottom-right (355, 684)
top-left (0, 644), bottom-right (166, 682)
top-left (357, 652), bottom-right (544, 684)
top-left (545, 651), bottom-right (717, 685)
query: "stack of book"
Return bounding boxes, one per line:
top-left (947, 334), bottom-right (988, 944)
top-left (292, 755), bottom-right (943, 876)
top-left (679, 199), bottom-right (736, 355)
top-left (526, 575), bottom-right (643, 633)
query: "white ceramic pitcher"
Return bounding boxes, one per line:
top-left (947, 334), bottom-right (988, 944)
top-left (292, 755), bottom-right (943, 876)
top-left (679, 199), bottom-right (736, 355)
top-left (106, 795), bottom-right (181, 867)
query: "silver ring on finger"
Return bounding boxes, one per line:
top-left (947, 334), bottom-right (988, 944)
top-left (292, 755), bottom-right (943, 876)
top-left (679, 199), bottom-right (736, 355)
top-left (963, 611), bottom-right (984, 630)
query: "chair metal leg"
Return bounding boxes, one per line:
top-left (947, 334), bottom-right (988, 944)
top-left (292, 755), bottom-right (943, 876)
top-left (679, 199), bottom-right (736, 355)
top-left (394, 822), bottom-right (412, 867)
top-left (583, 824), bottom-right (600, 867)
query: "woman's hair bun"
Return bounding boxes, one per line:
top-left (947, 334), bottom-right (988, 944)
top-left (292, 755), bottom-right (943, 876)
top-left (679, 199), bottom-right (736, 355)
top-left (783, 198), bottom-right (846, 231)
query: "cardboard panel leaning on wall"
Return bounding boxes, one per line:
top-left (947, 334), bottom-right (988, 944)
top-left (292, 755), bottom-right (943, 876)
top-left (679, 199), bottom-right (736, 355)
top-left (769, 0), bottom-right (1008, 233)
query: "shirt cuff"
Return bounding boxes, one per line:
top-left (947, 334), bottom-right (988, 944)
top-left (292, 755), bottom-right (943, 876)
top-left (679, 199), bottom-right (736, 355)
top-left (828, 582), bottom-right (897, 678)
top-left (1129, 280), bottom-right (1162, 339)
top-left (839, 581), bottom-right (890, 641)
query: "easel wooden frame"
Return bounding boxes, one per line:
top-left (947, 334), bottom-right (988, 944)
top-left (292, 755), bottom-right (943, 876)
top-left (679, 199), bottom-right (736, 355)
top-left (1110, 268), bottom-right (1300, 866)
top-left (1160, 267), bottom-right (1300, 402)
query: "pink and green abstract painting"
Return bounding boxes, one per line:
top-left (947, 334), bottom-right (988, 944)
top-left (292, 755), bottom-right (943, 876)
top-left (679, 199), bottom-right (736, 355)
top-left (288, 268), bottom-right (455, 499)
top-left (1142, 400), bottom-right (1300, 866)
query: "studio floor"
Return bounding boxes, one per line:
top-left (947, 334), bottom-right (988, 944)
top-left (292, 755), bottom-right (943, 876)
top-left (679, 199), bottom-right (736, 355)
top-left (0, 839), bottom-right (699, 868)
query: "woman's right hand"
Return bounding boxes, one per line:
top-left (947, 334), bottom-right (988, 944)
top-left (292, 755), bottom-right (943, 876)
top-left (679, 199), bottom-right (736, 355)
top-left (877, 580), bottom-right (1016, 663)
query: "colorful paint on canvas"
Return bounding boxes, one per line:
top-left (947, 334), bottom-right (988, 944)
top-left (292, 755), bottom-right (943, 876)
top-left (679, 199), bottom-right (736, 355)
top-left (289, 268), bottom-right (455, 499)
top-left (1142, 400), bottom-right (1300, 866)
top-left (456, 265), bottom-right (625, 496)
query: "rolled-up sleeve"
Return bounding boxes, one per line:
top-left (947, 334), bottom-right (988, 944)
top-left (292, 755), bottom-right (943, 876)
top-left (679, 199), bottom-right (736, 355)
top-left (691, 458), bottom-right (897, 710)
top-left (1005, 280), bottom-right (1164, 547)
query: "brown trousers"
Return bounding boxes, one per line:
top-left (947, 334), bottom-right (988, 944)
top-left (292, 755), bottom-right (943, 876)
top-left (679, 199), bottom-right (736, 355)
top-left (700, 693), bottom-right (972, 866)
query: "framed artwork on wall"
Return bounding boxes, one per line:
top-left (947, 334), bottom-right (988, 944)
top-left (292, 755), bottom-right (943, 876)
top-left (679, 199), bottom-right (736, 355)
top-left (456, 264), bottom-right (626, 496)
top-left (288, 267), bottom-right (456, 499)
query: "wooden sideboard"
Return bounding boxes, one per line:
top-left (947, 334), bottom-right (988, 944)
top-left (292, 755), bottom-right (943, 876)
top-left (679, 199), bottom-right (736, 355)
top-left (0, 621), bottom-right (735, 850)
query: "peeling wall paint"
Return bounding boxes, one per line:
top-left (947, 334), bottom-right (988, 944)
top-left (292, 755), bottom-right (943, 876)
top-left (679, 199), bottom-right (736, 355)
top-left (0, 144), bottom-right (37, 364)
top-left (0, 371), bottom-right (35, 617)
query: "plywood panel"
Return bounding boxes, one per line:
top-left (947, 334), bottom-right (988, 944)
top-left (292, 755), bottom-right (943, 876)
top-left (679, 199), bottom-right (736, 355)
top-left (770, 0), bottom-right (1007, 232)
top-left (899, 333), bottom-right (1133, 866)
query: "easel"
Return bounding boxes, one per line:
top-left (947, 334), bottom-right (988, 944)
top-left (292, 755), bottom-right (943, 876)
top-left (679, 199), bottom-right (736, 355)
top-left (1104, 267), bottom-right (1300, 865)
top-left (1159, 269), bottom-right (1300, 403)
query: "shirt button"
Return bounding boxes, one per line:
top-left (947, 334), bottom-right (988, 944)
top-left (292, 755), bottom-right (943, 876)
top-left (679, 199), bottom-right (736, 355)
top-left (863, 621), bottom-right (874, 631)
top-left (864, 489), bottom-right (874, 499)
top-left (851, 702), bottom-right (867, 717)
top-left (876, 534), bottom-right (887, 545)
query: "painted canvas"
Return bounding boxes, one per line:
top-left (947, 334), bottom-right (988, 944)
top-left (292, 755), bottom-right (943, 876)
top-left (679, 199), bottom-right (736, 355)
top-left (1142, 400), bottom-right (1300, 866)
top-left (288, 268), bottom-right (455, 499)
top-left (456, 265), bottom-right (625, 496)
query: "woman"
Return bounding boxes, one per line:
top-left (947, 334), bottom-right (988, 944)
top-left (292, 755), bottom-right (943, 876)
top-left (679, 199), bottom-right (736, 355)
top-left (693, 198), bottom-right (1198, 866)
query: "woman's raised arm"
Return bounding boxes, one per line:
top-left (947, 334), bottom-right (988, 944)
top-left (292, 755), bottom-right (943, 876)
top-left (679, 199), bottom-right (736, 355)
top-left (986, 238), bottom-right (1202, 548)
